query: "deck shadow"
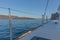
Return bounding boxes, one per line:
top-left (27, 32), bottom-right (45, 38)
top-left (31, 36), bottom-right (51, 40)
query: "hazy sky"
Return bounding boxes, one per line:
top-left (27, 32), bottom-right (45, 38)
top-left (0, 0), bottom-right (60, 18)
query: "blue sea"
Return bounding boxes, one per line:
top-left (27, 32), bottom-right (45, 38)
top-left (0, 19), bottom-right (42, 40)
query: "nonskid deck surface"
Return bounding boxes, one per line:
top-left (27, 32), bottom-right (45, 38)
top-left (19, 21), bottom-right (60, 40)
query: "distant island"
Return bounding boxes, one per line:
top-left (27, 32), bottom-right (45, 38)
top-left (0, 15), bottom-right (37, 20)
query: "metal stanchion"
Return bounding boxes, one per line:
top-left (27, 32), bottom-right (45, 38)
top-left (42, 15), bottom-right (44, 24)
top-left (8, 8), bottom-right (12, 40)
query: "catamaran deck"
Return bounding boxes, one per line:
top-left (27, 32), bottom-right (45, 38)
top-left (18, 20), bottom-right (60, 40)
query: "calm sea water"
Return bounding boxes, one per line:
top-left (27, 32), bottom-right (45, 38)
top-left (0, 19), bottom-right (42, 40)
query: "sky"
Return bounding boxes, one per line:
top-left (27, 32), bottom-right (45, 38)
top-left (0, 0), bottom-right (60, 18)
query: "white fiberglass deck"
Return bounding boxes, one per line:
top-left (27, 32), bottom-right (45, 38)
top-left (19, 20), bottom-right (60, 40)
